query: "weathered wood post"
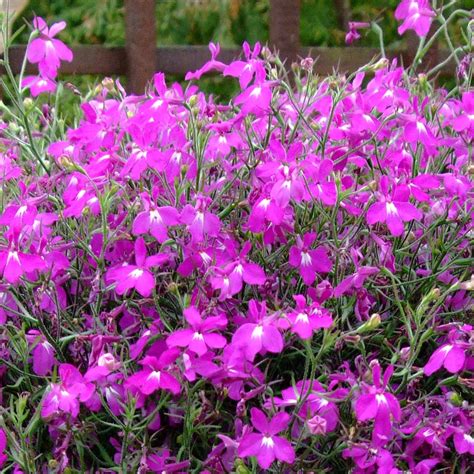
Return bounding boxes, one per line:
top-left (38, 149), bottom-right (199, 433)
top-left (269, 0), bottom-right (301, 67)
top-left (124, 0), bottom-right (157, 93)
top-left (334, 0), bottom-right (351, 31)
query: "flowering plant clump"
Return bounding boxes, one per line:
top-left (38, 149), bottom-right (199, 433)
top-left (0, 1), bottom-right (473, 472)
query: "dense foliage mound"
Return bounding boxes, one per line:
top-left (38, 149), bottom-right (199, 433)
top-left (0, 1), bottom-right (472, 472)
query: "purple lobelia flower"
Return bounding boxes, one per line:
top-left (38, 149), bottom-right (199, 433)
top-left (343, 441), bottom-right (396, 473)
top-left (366, 176), bottom-right (423, 236)
top-left (289, 233), bottom-right (332, 285)
top-left (180, 196), bottom-right (221, 243)
top-left (0, 239), bottom-right (47, 284)
top-left (209, 242), bottom-right (266, 300)
top-left (224, 41), bottom-right (265, 89)
top-left (395, 0), bottom-right (435, 37)
top-left (132, 193), bottom-right (180, 243)
top-left (41, 364), bottom-right (95, 419)
top-left (238, 408), bottom-right (295, 469)
top-left (185, 42), bottom-right (226, 80)
top-left (354, 361), bottom-right (401, 441)
top-left (26, 330), bottom-right (57, 376)
top-left (284, 294), bottom-right (333, 340)
top-left (21, 75), bottom-right (57, 97)
top-left (345, 22), bottom-right (370, 45)
top-left (453, 431), bottom-right (474, 455)
top-left (105, 237), bottom-right (168, 297)
top-left (166, 306), bottom-right (227, 356)
top-left (27, 17), bottom-right (73, 79)
top-left (231, 299), bottom-right (283, 361)
top-left (423, 343), bottom-right (467, 376)
top-left (125, 350), bottom-right (181, 396)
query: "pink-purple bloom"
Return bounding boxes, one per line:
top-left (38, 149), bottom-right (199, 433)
top-left (238, 408), bottom-right (295, 469)
top-left (27, 17), bottom-right (73, 79)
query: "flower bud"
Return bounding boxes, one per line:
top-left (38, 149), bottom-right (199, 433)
top-left (23, 97), bottom-right (34, 112)
top-left (307, 414), bottom-right (327, 435)
top-left (399, 346), bottom-right (411, 361)
top-left (235, 460), bottom-right (251, 474)
top-left (98, 353), bottom-right (120, 371)
top-left (447, 391), bottom-right (463, 407)
top-left (365, 58), bottom-right (389, 72)
top-left (102, 77), bottom-right (115, 92)
top-left (460, 275), bottom-right (474, 291)
top-left (356, 313), bottom-right (381, 333)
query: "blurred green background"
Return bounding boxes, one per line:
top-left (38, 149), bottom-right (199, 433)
top-left (15, 0), bottom-right (404, 48)
top-left (10, 0), bottom-right (472, 99)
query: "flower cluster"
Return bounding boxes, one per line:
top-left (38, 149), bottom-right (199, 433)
top-left (0, 3), bottom-right (472, 472)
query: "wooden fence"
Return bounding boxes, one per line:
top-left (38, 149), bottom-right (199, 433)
top-left (3, 0), bottom-right (453, 93)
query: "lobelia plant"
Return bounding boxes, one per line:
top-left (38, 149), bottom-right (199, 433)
top-left (0, 0), bottom-right (472, 472)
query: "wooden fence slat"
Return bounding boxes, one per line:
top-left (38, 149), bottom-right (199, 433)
top-left (124, 0), bottom-right (156, 93)
top-left (269, 0), bottom-right (301, 66)
top-left (2, 46), bottom-right (456, 78)
top-left (334, 0), bottom-right (351, 30)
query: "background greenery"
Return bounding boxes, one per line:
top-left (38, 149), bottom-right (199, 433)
top-left (15, 0), bottom-right (405, 48)
top-left (10, 0), bottom-right (472, 97)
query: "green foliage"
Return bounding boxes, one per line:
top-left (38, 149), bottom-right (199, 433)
top-left (14, 0), bottom-right (407, 48)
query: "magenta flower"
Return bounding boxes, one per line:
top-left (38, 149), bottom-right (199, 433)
top-left (234, 82), bottom-right (273, 116)
top-left (166, 306), bottom-right (227, 356)
top-left (132, 194), bottom-right (180, 243)
top-left (125, 350), bottom-right (181, 396)
top-left (105, 237), bottom-right (168, 297)
top-left (42, 364), bottom-right (94, 419)
top-left (289, 233), bottom-right (332, 285)
top-left (184, 42), bottom-right (226, 80)
top-left (27, 17), bottom-right (73, 79)
top-left (451, 92), bottom-right (474, 133)
top-left (343, 442), bottom-right (396, 473)
top-left (224, 41), bottom-right (265, 89)
top-left (395, 0), bottom-right (435, 37)
top-left (453, 431), bottom-right (474, 455)
top-left (286, 295), bottom-right (333, 339)
top-left (0, 203), bottom-right (37, 233)
top-left (180, 197), bottom-right (221, 243)
top-left (354, 362), bottom-right (401, 440)
top-left (0, 242), bottom-right (46, 284)
top-left (238, 408), bottom-right (295, 469)
top-left (269, 380), bottom-right (341, 433)
top-left (367, 177), bottom-right (423, 236)
top-left (423, 343), bottom-right (466, 376)
top-left (210, 242), bottom-right (266, 300)
top-left (21, 75), bottom-right (57, 96)
top-left (334, 266), bottom-right (379, 297)
top-left (345, 22), bottom-right (370, 45)
top-left (26, 330), bottom-right (57, 376)
top-left (231, 300), bottom-right (283, 361)
top-left (247, 195), bottom-right (284, 233)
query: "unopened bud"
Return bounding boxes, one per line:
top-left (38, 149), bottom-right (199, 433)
top-left (235, 460), bottom-right (251, 474)
top-left (23, 97), bottom-right (34, 112)
top-left (356, 313), bottom-right (381, 333)
top-left (98, 353), bottom-right (120, 371)
top-left (307, 414), bottom-right (327, 435)
top-left (167, 282), bottom-right (179, 294)
top-left (102, 77), bottom-right (115, 92)
top-left (365, 58), bottom-right (389, 72)
top-left (460, 275), bottom-right (474, 291)
top-left (447, 391), bottom-right (463, 407)
top-left (399, 346), bottom-right (411, 361)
